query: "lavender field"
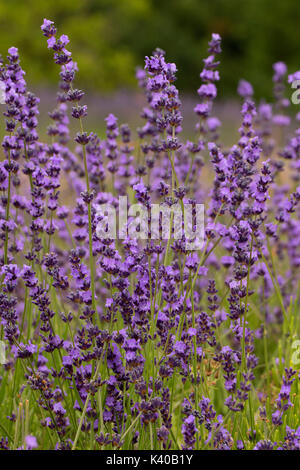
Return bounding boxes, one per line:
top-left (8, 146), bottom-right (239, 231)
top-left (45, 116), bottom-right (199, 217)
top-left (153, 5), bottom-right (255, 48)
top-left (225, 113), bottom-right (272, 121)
top-left (0, 19), bottom-right (299, 452)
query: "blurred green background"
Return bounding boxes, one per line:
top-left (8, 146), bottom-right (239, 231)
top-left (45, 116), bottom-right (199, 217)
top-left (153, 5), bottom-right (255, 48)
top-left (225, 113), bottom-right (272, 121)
top-left (0, 0), bottom-right (299, 98)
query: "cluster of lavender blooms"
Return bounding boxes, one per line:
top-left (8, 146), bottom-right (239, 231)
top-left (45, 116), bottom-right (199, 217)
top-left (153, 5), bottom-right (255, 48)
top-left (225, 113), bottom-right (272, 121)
top-left (0, 19), bottom-right (299, 451)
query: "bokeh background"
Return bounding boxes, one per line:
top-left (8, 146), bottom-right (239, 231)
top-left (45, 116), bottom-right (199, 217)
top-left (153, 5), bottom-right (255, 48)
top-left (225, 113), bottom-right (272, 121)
top-left (1, 0), bottom-right (299, 139)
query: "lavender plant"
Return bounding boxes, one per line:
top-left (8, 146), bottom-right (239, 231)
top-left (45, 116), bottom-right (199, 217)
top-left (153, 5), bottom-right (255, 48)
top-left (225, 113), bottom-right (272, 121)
top-left (0, 19), bottom-right (299, 451)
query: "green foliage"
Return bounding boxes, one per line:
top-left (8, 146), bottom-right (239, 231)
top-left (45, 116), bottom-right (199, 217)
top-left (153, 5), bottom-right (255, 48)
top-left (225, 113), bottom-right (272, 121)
top-left (0, 0), bottom-right (300, 97)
